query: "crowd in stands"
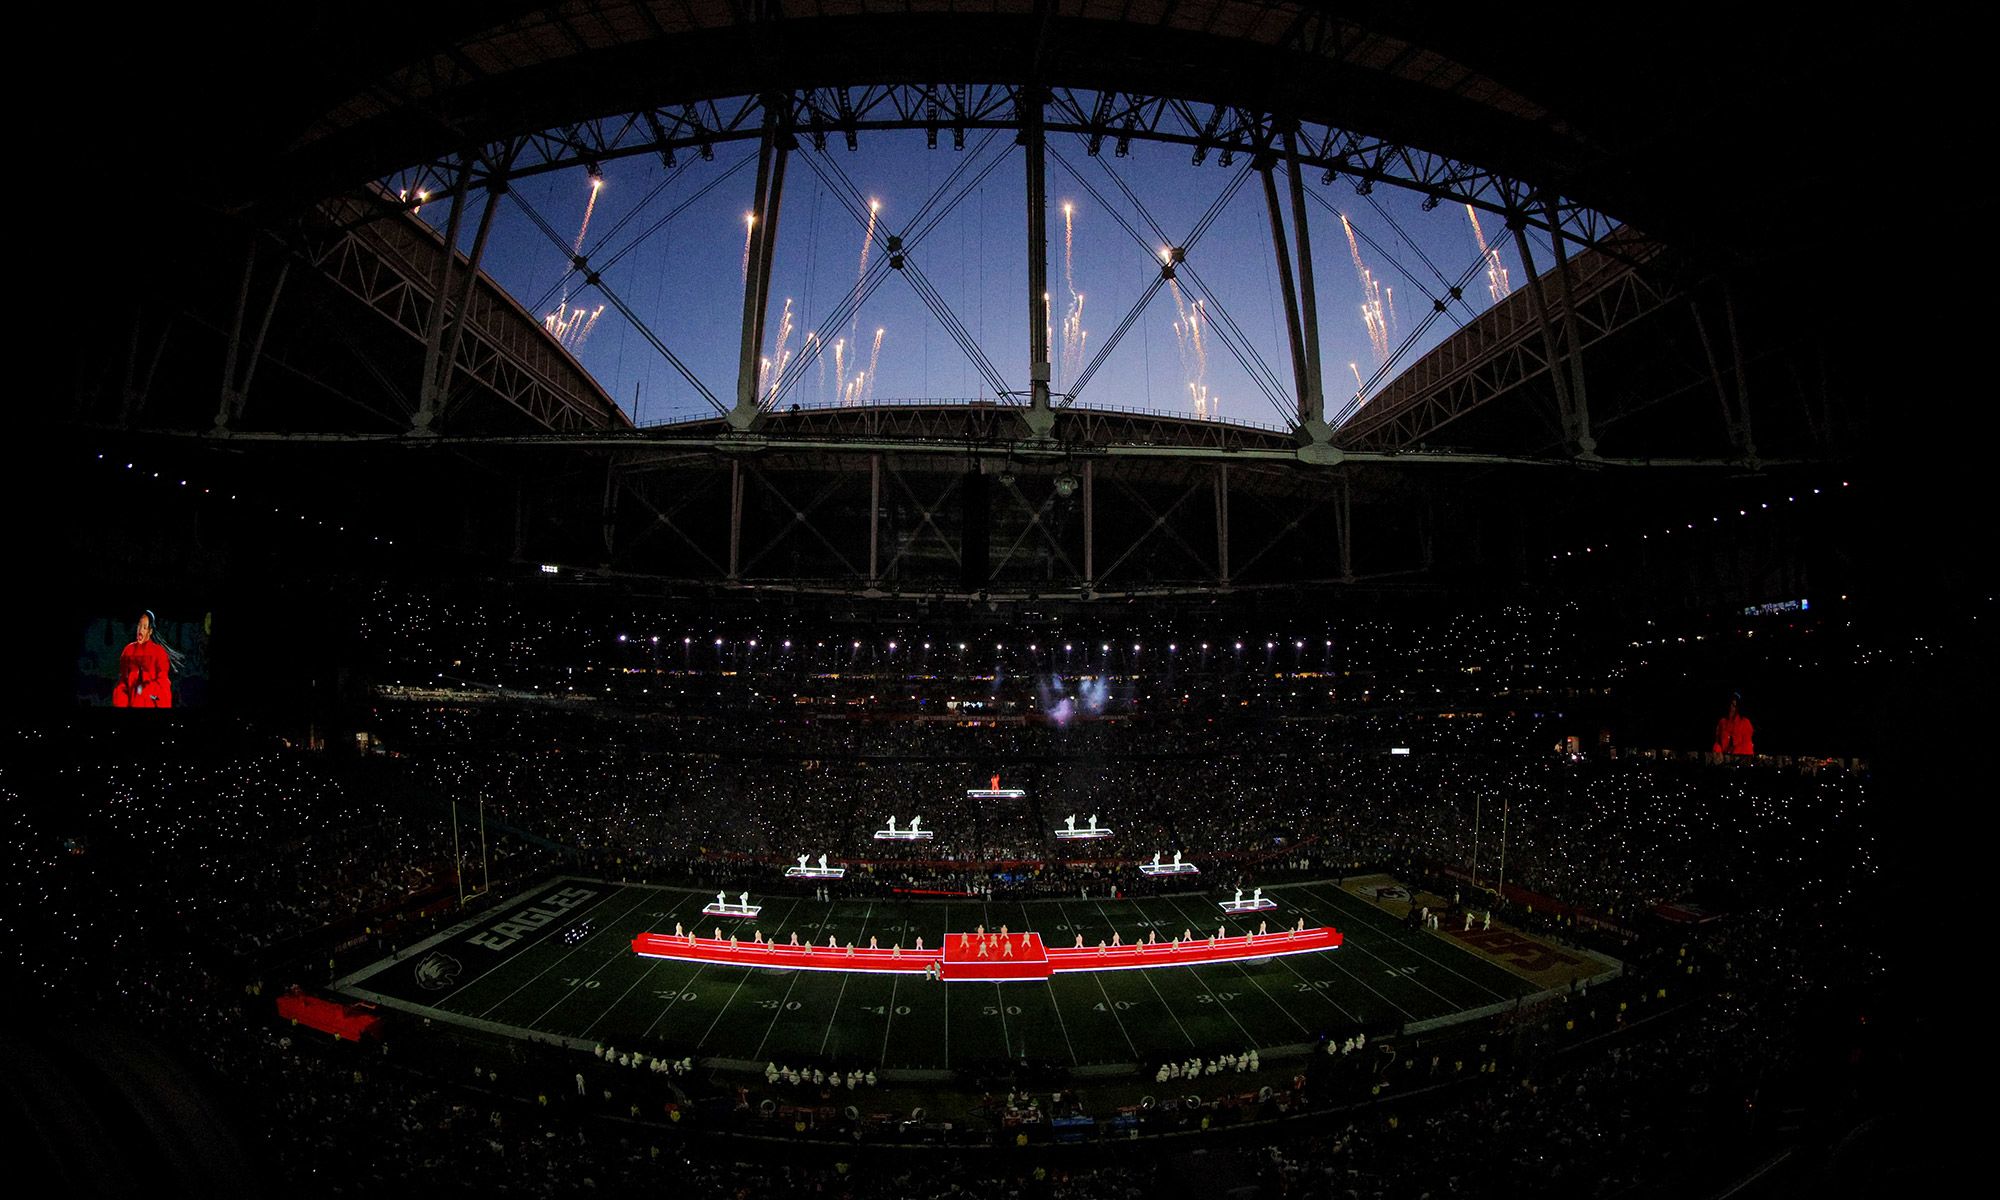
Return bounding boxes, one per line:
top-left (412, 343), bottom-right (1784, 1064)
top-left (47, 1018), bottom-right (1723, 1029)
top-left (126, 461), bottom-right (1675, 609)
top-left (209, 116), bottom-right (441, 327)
top-left (4, 614), bottom-right (1895, 1194)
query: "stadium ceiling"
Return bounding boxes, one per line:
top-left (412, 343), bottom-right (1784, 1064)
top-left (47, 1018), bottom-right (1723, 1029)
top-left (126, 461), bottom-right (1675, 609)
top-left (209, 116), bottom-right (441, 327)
top-left (62, 2), bottom-right (1889, 599)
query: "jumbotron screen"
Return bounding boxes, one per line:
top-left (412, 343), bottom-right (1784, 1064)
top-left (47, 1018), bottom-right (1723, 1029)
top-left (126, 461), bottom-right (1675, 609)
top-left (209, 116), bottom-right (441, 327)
top-left (76, 610), bottom-right (210, 708)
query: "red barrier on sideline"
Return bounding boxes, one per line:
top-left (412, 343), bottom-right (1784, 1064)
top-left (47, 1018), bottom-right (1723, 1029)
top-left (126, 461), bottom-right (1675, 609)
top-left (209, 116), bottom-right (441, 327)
top-left (631, 926), bottom-right (1339, 981)
top-left (276, 989), bottom-right (383, 1041)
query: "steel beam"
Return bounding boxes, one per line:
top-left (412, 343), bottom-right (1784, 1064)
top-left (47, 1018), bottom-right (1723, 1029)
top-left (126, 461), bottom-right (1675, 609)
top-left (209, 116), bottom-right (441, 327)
top-left (1022, 89), bottom-right (1055, 438)
top-left (363, 84), bottom-right (1630, 260)
top-left (413, 156), bottom-right (475, 433)
top-left (727, 460), bottom-right (743, 580)
top-left (1540, 194), bottom-right (1594, 457)
top-left (434, 176), bottom-right (505, 424)
top-left (868, 452), bottom-right (880, 585)
top-left (1283, 129), bottom-right (1328, 437)
top-left (1508, 219), bottom-right (1588, 457)
top-left (731, 106), bottom-right (790, 430)
top-left (1258, 159), bottom-right (1313, 423)
top-left (1082, 458), bottom-right (1094, 589)
top-left (1215, 463), bottom-right (1231, 585)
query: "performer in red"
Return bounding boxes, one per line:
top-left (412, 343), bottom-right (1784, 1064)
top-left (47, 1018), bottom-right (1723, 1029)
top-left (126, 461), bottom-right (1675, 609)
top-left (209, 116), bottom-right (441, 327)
top-left (1712, 693), bottom-right (1753, 757)
top-left (111, 610), bottom-right (175, 708)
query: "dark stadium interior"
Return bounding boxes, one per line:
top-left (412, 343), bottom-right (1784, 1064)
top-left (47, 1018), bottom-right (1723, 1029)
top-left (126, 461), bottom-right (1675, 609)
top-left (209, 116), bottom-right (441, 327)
top-left (12, 4), bottom-right (1969, 1197)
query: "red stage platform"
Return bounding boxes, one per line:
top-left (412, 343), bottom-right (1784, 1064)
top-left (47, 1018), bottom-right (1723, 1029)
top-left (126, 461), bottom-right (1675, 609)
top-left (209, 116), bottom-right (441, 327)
top-left (276, 989), bottom-right (384, 1040)
top-left (630, 926), bottom-right (1340, 981)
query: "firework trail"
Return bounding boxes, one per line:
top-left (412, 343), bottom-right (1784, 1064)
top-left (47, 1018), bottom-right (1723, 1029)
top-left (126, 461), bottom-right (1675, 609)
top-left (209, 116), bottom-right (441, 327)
top-left (864, 327), bottom-right (884, 405)
top-left (1057, 202), bottom-right (1089, 385)
top-left (1385, 286), bottom-right (1397, 337)
top-left (1349, 361), bottom-right (1364, 392)
top-left (1340, 214), bottom-right (1393, 364)
top-left (833, 337), bottom-right (848, 405)
top-left (843, 199), bottom-right (880, 382)
top-left (805, 331), bottom-right (825, 403)
top-left (764, 298), bottom-right (796, 404)
top-left (740, 212), bottom-right (756, 281)
top-left (1166, 278), bottom-right (1216, 419)
top-left (548, 176), bottom-right (605, 331)
top-left (574, 177), bottom-right (603, 258)
top-left (541, 301), bottom-right (606, 351)
top-left (1465, 204), bottom-right (1511, 302)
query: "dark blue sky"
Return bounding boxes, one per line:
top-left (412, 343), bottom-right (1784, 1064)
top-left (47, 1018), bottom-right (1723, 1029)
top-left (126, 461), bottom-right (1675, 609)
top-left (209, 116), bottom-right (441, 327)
top-left (414, 128), bottom-right (1566, 429)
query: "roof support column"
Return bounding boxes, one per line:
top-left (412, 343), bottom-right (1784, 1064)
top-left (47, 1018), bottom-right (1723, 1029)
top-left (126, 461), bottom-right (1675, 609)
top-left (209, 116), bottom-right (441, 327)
top-left (1509, 217), bottom-right (1592, 459)
top-left (727, 460), bottom-right (744, 581)
top-left (1541, 195), bottom-right (1595, 458)
top-left (1283, 129), bottom-right (1334, 458)
top-left (429, 176), bottom-right (505, 427)
top-left (1022, 87), bottom-right (1055, 438)
top-left (213, 233), bottom-right (288, 433)
top-left (1258, 157), bottom-right (1312, 422)
top-left (1082, 459), bottom-right (1094, 593)
top-left (1215, 464), bottom-right (1231, 586)
top-left (868, 452), bottom-right (881, 588)
top-left (413, 155), bottom-right (476, 433)
top-left (731, 100), bottom-right (791, 431)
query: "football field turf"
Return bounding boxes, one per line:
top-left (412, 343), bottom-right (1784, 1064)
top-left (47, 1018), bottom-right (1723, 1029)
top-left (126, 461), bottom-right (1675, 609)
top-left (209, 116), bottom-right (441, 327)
top-left (339, 877), bottom-right (1563, 1075)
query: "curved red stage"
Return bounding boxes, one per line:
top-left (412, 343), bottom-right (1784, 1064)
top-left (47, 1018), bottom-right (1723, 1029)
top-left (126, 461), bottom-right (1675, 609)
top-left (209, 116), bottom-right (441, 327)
top-left (631, 925), bottom-right (1342, 982)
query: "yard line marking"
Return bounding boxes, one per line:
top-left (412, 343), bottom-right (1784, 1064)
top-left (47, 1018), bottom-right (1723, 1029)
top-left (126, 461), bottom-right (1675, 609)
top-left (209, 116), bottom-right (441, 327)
top-left (525, 895), bottom-right (696, 1029)
top-left (1200, 892), bottom-right (1381, 1024)
top-left (1090, 897), bottom-right (1196, 1049)
top-left (422, 880), bottom-right (628, 1009)
top-left (1301, 884), bottom-right (1514, 1004)
top-left (878, 974), bottom-right (902, 1068)
top-left (1043, 979), bottom-right (1080, 1067)
top-left (476, 887), bottom-right (663, 1020)
top-left (744, 896), bottom-right (833, 1062)
top-left (1156, 894), bottom-right (1313, 1037)
top-left (580, 955), bottom-right (665, 1039)
top-left (1052, 901), bottom-right (1141, 1061)
top-left (993, 983), bottom-right (1013, 1057)
top-left (817, 902), bottom-right (875, 1056)
top-left (640, 963), bottom-right (710, 1040)
top-left (695, 961), bottom-right (758, 1049)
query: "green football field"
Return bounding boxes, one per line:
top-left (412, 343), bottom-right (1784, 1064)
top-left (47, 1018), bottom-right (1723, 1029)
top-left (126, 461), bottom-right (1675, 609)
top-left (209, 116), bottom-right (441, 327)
top-left (339, 877), bottom-right (1551, 1074)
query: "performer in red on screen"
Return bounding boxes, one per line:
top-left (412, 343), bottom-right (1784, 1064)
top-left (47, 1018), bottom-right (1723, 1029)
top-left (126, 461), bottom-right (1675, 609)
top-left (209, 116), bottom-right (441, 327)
top-left (111, 610), bottom-right (176, 708)
top-left (1712, 692), bottom-right (1754, 756)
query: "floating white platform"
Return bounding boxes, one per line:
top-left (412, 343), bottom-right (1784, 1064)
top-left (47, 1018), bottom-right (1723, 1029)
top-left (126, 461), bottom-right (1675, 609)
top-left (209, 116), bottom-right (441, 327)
top-left (1054, 828), bottom-right (1114, 840)
top-left (702, 902), bottom-right (763, 918)
top-left (1139, 862), bottom-right (1200, 876)
top-left (784, 866), bottom-right (846, 879)
top-left (966, 787), bottom-right (1026, 799)
top-left (872, 829), bottom-right (936, 840)
top-left (1219, 898), bottom-right (1278, 913)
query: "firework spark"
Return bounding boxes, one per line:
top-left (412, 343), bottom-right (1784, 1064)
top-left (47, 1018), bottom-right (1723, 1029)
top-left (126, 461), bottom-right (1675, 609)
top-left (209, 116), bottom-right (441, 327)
top-left (1167, 280), bottom-right (1216, 420)
top-left (764, 298), bottom-right (796, 404)
top-left (864, 327), bottom-right (884, 405)
top-left (1340, 214), bottom-right (1394, 364)
top-left (1465, 204), bottom-right (1512, 302)
top-left (1057, 202), bottom-right (1089, 385)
